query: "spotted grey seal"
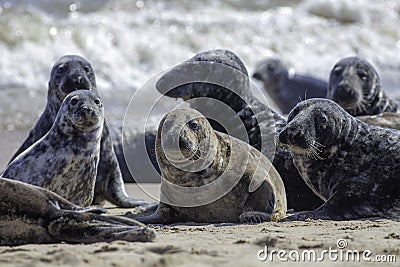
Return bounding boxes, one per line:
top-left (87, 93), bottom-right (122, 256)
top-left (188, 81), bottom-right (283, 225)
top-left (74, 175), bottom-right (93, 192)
top-left (0, 177), bottom-right (155, 246)
top-left (252, 57), bottom-right (328, 114)
top-left (156, 49), bottom-right (323, 211)
top-left (8, 55), bottom-right (148, 207)
top-left (278, 98), bottom-right (400, 220)
top-left (127, 109), bottom-right (287, 224)
top-left (3, 90), bottom-right (104, 207)
top-left (327, 56), bottom-right (399, 116)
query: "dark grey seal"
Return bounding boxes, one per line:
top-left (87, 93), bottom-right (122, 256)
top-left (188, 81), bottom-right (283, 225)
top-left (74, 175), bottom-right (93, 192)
top-left (8, 55), bottom-right (148, 207)
top-left (156, 49), bottom-right (323, 211)
top-left (0, 177), bottom-right (155, 246)
top-left (3, 90), bottom-right (104, 207)
top-left (327, 56), bottom-right (399, 116)
top-left (127, 109), bottom-right (287, 224)
top-left (252, 57), bottom-right (327, 114)
top-left (278, 98), bottom-right (400, 221)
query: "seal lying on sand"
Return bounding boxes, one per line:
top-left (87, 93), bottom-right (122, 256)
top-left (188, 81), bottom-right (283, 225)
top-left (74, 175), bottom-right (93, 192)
top-left (3, 90), bottom-right (103, 207)
top-left (156, 49), bottom-right (323, 211)
top-left (278, 99), bottom-right (400, 221)
top-left (327, 56), bottom-right (399, 116)
top-left (0, 178), bottom-right (155, 246)
top-left (253, 57), bottom-right (327, 114)
top-left (8, 55), bottom-right (148, 207)
top-left (127, 109), bottom-right (287, 224)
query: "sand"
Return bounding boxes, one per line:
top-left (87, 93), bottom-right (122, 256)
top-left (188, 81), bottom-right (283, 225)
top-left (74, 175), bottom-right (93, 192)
top-left (0, 184), bottom-right (398, 267)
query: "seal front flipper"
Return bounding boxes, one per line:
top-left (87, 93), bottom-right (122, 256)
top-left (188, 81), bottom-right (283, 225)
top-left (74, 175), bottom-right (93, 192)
top-left (93, 122), bottom-right (150, 207)
top-left (48, 211), bottom-right (156, 243)
top-left (124, 203), bottom-right (180, 225)
top-left (239, 212), bottom-right (271, 224)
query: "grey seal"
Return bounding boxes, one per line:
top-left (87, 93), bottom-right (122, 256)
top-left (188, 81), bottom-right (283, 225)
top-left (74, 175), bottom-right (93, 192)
top-left (278, 98), bottom-right (400, 220)
top-left (252, 57), bottom-right (328, 114)
top-left (357, 112), bottom-right (400, 130)
top-left (8, 55), bottom-right (148, 207)
top-left (156, 49), bottom-right (323, 211)
top-left (127, 108), bottom-right (287, 224)
top-left (0, 177), bottom-right (155, 246)
top-left (3, 90), bottom-right (103, 207)
top-left (327, 56), bottom-right (399, 116)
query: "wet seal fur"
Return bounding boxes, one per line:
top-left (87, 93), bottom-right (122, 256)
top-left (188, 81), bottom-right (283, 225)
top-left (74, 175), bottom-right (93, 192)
top-left (327, 56), bottom-right (399, 116)
top-left (0, 178), bottom-right (155, 246)
top-left (156, 49), bottom-right (323, 211)
top-left (278, 98), bottom-right (400, 221)
top-left (253, 57), bottom-right (327, 114)
top-left (128, 109), bottom-right (286, 224)
top-left (8, 55), bottom-right (148, 207)
top-left (3, 90), bottom-right (104, 206)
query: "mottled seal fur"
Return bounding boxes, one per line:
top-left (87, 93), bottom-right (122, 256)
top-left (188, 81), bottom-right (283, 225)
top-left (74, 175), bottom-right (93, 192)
top-left (127, 109), bottom-right (287, 224)
top-left (253, 57), bottom-right (328, 114)
top-left (278, 98), bottom-right (400, 220)
top-left (0, 177), bottom-right (155, 246)
top-left (3, 90), bottom-right (104, 206)
top-left (156, 49), bottom-right (323, 211)
top-left (357, 112), bottom-right (400, 130)
top-left (8, 55), bottom-right (148, 207)
top-left (327, 56), bottom-right (399, 116)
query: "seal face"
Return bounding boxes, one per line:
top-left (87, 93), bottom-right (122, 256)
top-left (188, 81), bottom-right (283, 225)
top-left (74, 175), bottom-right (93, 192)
top-left (278, 98), bottom-right (400, 220)
top-left (327, 56), bottom-right (399, 116)
top-left (0, 177), bottom-right (155, 246)
top-left (156, 49), bottom-right (323, 211)
top-left (252, 57), bottom-right (328, 114)
top-left (3, 90), bottom-right (104, 206)
top-left (127, 108), bottom-right (287, 224)
top-left (9, 55), bottom-right (148, 208)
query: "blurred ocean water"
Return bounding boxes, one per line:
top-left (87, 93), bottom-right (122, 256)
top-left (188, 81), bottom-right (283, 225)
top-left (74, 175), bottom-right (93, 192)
top-left (0, 0), bottom-right (399, 167)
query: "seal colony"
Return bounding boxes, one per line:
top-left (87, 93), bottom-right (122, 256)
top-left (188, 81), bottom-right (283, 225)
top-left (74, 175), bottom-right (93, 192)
top-left (0, 178), bottom-right (155, 246)
top-left (3, 90), bottom-right (104, 207)
top-left (128, 109), bottom-right (286, 224)
top-left (252, 57), bottom-right (327, 114)
top-left (278, 99), bottom-right (400, 220)
top-left (156, 49), bottom-right (323, 211)
top-left (327, 56), bottom-right (399, 116)
top-left (8, 55), bottom-right (148, 208)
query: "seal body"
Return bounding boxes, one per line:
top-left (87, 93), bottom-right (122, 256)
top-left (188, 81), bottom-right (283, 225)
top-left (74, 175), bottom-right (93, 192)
top-left (327, 56), bottom-right (399, 116)
top-left (3, 90), bottom-right (104, 206)
top-left (0, 178), bottom-right (155, 246)
top-left (8, 55), bottom-right (148, 207)
top-left (278, 98), bottom-right (400, 220)
top-left (156, 49), bottom-right (323, 211)
top-left (128, 109), bottom-right (287, 224)
top-left (357, 112), bottom-right (400, 130)
top-left (252, 57), bottom-right (327, 114)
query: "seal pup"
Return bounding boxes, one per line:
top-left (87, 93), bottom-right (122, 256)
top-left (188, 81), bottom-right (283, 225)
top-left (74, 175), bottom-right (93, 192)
top-left (156, 49), bottom-right (323, 211)
top-left (252, 57), bottom-right (328, 114)
top-left (0, 178), bottom-right (155, 246)
top-left (3, 90), bottom-right (104, 207)
top-left (127, 109), bottom-right (287, 224)
top-left (8, 55), bottom-right (148, 207)
top-left (278, 98), bottom-right (400, 221)
top-left (327, 56), bottom-right (399, 116)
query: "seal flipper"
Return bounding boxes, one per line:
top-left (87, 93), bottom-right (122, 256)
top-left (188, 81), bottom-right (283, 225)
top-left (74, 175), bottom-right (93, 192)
top-left (93, 122), bottom-right (150, 207)
top-left (48, 211), bottom-right (155, 243)
top-left (125, 203), bottom-right (180, 225)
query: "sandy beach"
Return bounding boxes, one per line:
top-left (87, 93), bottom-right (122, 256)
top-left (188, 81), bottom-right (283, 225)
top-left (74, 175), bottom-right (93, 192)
top-left (0, 184), bottom-right (398, 267)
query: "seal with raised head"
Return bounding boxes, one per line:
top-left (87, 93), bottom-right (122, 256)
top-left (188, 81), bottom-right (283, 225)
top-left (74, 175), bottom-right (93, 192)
top-left (327, 56), bottom-right (399, 116)
top-left (0, 177), bottom-right (155, 246)
top-left (127, 108), bottom-right (287, 224)
top-left (8, 55), bottom-right (148, 207)
top-left (156, 49), bottom-right (323, 211)
top-left (278, 98), bottom-right (400, 220)
top-left (252, 57), bottom-right (328, 114)
top-left (3, 90), bottom-right (104, 207)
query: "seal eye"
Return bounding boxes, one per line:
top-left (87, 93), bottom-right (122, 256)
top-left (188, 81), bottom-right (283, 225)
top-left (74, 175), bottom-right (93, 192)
top-left (57, 66), bottom-right (66, 74)
top-left (70, 97), bottom-right (79, 106)
top-left (188, 121), bottom-right (199, 131)
top-left (333, 66), bottom-right (343, 75)
top-left (94, 99), bottom-right (101, 105)
top-left (315, 114), bottom-right (328, 126)
top-left (83, 65), bottom-right (91, 73)
top-left (358, 71), bottom-right (368, 82)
